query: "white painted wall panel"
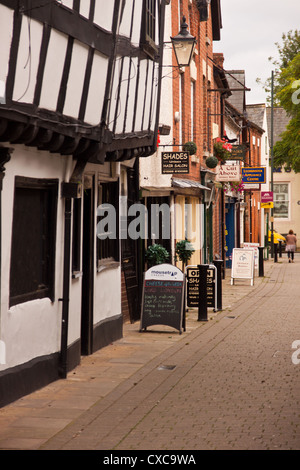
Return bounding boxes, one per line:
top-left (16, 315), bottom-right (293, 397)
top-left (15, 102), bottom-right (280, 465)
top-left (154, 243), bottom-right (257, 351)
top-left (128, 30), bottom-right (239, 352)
top-left (134, 59), bottom-right (148, 132)
top-left (131, 2), bottom-right (143, 45)
top-left (143, 61), bottom-right (154, 130)
top-left (108, 55), bottom-right (123, 130)
top-left (39, 29), bottom-right (68, 111)
top-left (124, 57), bottom-right (138, 133)
top-left (12, 18), bottom-right (43, 103)
top-left (94, 0), bottom-right (114, 31)
top-left (0, 5), bottom-right (13, 99)
top-left (61, 0), bottom-right (73, 9)
top-left (63, 40), bottom-right (89, 119)
top-left (114, 57), bottom-right (130, 134)
top-left (79, 0), bottom-right (91, 18)
top-left (1, 145), bottom-right (74, 370)
top-left (118, 0), bottom-right (133, 38)
top-left (84, 51), bottom-right (108, 125)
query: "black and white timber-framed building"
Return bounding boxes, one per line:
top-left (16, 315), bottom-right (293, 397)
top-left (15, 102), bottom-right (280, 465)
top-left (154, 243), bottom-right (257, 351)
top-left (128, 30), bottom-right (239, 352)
top-left (0, 0), bottom-right (168, 407)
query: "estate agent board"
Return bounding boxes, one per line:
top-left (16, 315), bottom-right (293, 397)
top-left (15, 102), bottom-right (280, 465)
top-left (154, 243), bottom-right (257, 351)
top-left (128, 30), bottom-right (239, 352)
top-left (231, 248), bottom-right (255, 286)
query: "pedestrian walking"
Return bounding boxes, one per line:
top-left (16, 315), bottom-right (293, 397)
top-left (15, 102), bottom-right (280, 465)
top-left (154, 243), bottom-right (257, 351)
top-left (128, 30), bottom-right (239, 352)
top-left (285, 229), bottom-right (297, 262)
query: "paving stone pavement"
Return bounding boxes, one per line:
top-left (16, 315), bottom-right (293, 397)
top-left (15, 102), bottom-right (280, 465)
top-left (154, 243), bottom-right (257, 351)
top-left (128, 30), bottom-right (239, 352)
top-left (0, 254), bottom-right (299, 451)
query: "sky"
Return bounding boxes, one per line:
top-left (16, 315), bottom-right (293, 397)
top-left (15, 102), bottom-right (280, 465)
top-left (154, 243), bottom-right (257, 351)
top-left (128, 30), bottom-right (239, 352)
top-left (213, 0), bottom-right (300, 104)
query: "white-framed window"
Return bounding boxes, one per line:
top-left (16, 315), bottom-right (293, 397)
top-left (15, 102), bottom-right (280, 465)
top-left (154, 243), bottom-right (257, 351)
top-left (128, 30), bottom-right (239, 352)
top-left (274, 183), bottom-right (289, 219)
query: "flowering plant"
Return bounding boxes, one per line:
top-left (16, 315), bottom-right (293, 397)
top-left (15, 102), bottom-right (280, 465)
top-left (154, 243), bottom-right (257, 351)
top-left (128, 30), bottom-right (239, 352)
top-left (223, 180), bottom-right (245, 194)
top-left (213, 138), bottom-right (232, 162)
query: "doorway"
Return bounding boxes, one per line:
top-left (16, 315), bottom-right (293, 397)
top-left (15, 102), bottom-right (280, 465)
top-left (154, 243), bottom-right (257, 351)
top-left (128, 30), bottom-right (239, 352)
top-left (81, 175), bottom-right (94, 355)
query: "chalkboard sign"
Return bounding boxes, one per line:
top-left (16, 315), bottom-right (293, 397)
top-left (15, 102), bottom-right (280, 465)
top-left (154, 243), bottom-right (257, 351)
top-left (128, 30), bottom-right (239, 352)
top-left (140, 264), bottom-right (185, 334)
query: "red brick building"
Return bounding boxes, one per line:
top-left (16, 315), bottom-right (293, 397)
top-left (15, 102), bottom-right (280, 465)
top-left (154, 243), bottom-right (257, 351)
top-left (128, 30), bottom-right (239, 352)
top-left (170, 0), bottom-right (229, 265)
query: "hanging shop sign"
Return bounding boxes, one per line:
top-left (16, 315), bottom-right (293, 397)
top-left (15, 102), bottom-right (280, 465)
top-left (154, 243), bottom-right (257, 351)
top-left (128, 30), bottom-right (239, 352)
top-left (215, 164), bottom-right (240, 182)
top-left (161, 151), bottom-right (189, 174)
top-left (243, 183), bottom-right (260, 191)
top-left (226, 145), bottom-right (247, 161)
top-left (261, 191), bottom-right (273, 203)
top-left (242, 167), bottom-right (266, 184)
top-left (140, 264), bottom-right (185, 334)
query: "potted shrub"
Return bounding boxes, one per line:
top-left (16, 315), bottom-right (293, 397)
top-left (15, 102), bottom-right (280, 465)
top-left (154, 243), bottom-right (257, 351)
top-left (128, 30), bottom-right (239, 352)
top-left (205, 155), bottom-right (219, 169)
top-left (183, 141), bottom-right (197, 155)
top-left (175, 239), bottom-right (195, 270)
top-left (145, 243), bottom-right (169, 268)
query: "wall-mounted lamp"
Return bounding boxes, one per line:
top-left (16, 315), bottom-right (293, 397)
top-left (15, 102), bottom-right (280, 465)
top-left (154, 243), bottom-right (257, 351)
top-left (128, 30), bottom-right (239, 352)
top-left (171, 16), bottom-right (197, 68)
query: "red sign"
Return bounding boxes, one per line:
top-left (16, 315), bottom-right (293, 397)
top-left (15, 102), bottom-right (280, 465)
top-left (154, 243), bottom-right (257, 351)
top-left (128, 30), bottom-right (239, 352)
top-left (261, 191), bottom-right (273, 203)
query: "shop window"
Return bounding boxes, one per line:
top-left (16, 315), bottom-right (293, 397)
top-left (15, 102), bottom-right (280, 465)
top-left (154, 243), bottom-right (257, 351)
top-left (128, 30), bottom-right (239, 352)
top-left (9, 177), bottom-right (58, 307)
top-left (97, 181), bottom-right (120, 262)
top-left (274, 183), bottom-right (289, 219)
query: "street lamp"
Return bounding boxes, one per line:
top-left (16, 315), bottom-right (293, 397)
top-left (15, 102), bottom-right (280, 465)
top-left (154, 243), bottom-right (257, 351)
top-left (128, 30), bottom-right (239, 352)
top-left (171, 16), bottom-right (197, 68)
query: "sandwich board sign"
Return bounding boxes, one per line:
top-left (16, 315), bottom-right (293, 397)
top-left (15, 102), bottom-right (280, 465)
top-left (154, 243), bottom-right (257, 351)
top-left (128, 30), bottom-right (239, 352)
top-left (186, 265), bottom-right (217, 311)
top-left (140, 264), bottom-right (185, 334)
top-left (231, 248), bottom-right (255, 286)
top-left (243, 242), bottom-right (259, 268)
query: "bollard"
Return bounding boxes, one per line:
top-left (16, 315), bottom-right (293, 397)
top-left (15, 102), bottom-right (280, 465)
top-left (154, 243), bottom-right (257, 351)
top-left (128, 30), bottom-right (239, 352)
top-left (279, 240), bottom-right (282, 258)
top-left (274, 243), bottom-right (278, 263)
top-left (197, 264), bottom-right (209, 322)
top-left (258, 247), bottom-right (264, 277)
top-left (213, 259), bottom-right (223, 311)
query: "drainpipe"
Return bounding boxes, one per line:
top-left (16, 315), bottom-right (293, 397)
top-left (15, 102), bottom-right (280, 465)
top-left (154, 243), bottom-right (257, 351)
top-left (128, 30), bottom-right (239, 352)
top-left (0, 148), bottom-right (12, 356)
top-left (59, 196), bottom-right (72, 379)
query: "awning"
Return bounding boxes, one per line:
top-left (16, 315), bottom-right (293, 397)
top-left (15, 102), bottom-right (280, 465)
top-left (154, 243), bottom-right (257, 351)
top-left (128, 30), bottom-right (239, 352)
top-left (172, 178), bottom-right (211, 191)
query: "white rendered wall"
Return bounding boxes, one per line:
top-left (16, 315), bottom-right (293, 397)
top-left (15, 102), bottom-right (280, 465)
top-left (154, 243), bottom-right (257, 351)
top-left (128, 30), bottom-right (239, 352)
top-left (0, 145), bottom-right (74, 371)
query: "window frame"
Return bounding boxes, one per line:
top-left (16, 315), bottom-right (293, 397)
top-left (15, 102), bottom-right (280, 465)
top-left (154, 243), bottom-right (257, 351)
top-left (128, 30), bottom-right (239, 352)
top-left (140, 0), bottom-right (158, 59)
top-left (9, 176), bottom-right (58, 308)
top-left (97, 180), bottom-right (120, 266)
top-left (273, 182), bottom-right (290, 220)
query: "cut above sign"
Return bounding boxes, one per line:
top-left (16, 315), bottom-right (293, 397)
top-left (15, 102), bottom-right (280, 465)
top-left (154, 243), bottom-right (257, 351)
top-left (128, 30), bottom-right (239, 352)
top-left (216, 164), bottom-right (240, 182)
top-left (161, 152), bottom-right (189, 174)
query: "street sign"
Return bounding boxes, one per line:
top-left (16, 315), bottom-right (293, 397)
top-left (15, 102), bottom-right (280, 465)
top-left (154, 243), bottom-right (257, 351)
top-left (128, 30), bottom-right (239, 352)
top-left (242, 167), bottom-right (266, 184)
top-left (162, 152), bottom-right (189, 174)
top-left (261, 202), bottom-right (274, 209)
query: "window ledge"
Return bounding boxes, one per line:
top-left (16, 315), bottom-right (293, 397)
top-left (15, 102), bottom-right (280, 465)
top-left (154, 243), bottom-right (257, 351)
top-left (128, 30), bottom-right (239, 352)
top-left (72, 271), bottom-right (83, 279)
top-left (97, 260), bottom-right (120, 273)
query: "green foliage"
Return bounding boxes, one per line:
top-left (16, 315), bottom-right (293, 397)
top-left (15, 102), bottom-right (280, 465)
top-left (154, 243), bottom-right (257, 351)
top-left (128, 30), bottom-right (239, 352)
top-left (145, 244), bottom-right (169, 267)
top-left (273, 53), bottom-right (300, 172)
top-left (256, 29), bottom-right (300, 104)
top-left (183, 141), bottom-right (197, 155)
top-left (175, 240), bottom-right (195, 267)
top-left (205, 155), bottom-right (219, 168)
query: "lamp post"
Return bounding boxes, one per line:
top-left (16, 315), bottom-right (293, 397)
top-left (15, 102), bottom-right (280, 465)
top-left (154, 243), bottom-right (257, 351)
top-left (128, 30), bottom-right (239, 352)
top-left (171, 16), bottom-right (196, 68)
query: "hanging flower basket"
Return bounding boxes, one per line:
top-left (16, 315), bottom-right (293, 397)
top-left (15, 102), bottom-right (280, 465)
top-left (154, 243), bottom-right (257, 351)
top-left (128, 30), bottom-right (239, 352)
top-left (205, 155), bottom-right (219, 168)
top-left (183, 141), bottom-right (197, 155)
top-left (213, 138), bottom-right (232, 162)
top-left (223, 180), bottom-right (245, 194)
